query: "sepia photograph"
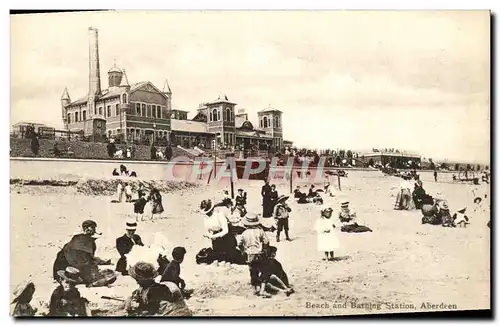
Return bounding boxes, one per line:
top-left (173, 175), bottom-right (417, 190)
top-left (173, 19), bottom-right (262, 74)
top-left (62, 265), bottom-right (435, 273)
top-left (9, 10), bottom-right (491, 317)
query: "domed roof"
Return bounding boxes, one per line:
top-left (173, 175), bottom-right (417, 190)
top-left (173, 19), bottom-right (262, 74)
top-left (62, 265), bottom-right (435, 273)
top-left (108, 64), bottom-right (122, 74)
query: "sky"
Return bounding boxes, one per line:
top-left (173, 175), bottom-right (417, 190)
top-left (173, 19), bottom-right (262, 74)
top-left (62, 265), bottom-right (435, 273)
top-left (10, 11), bottom-right (490, 163)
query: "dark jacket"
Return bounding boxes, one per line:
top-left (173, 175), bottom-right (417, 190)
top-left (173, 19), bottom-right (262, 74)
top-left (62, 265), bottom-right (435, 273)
top-left (49, 285), bottom-right (88, 317)
top-left (116, 234), bottom-right (144, 274)
top-left (160, 260), bottom-right (183, 286)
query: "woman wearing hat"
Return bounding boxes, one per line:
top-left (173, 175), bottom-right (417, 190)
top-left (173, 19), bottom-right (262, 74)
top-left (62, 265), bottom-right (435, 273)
top-left (49, 267), bottom-right (91, 316)
top-left (315, 206), bottom-right (340, 261)
top-left (116, 220), bottom-right (145, 275)
top-left (149, 188), bottom-right (165, 220)
top-left (11, 281), bottom-right (37, 316)
top-left (200, 199), bottom-right (239, 263)
top-left (126, 262), bottom-right (192, 316)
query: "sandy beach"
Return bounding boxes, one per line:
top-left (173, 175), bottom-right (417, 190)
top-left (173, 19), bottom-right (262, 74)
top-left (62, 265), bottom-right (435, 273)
top-left (10, 170), bottom-right (490, 316)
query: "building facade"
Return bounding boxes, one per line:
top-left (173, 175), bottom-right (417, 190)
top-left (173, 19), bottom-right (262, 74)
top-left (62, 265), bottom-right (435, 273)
top-left (60, 27), bottom-right (288, 151)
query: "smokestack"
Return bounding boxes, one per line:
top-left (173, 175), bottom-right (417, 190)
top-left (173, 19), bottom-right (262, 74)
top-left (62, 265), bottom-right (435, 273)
top-left (88, 27), bottom-right (101, 97)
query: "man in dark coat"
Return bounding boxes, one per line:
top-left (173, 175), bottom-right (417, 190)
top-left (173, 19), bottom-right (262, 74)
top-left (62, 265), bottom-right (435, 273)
top-left (107, 140), bottom-right (117, 158)
top-left (164, 145), bottom-right (173, 161)
top-left (261, 180), bottom-right (273, 218)
top-left (116, 220), bottom-right (144, 275)
top-left (150, 144), bottom-right (157, 160)
top-left (53, 220), bottom-right (114, 287)
top-left (30, 133), bottom-right (40, 156)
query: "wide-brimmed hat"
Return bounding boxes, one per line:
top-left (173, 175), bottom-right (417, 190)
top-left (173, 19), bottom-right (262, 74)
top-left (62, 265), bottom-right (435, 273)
top-left (438, 201), bottom-right (449, 210)
top-left (244, 213), bottom-right (261, 226)
top-left (11, 281), bottom-right (35, 304)
top-left (237, 188), bottom-right (244, 192)
top-left (457, 207), bottom-right (467, 214)
top-left (57, 267), bottom-right (83, 284)
top-left (321, 206), bottom-right (334, 216)
top-left (129, 261), bottom-right (158, 282)
top-left (474, 197), bottom-right (483, 204)
top-left (340, 201), bottom-right (350, 208)
top-left (276, 195), bottom-right (289, 205)
top-left (126, 219), bottom-right (137, 231)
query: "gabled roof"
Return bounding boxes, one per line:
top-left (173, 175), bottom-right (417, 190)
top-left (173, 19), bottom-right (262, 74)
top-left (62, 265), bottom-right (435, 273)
top-left (171, 119), bottom-right (210, 134)
top-left (130, 81), bottom-right (169, 100)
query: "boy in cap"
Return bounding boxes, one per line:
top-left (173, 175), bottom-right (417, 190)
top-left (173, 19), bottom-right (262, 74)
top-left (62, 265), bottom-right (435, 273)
top-left (273, 195), bottom-right (292, 242)
top-left (232, 188), bottom-right (248, 217)
top-left (10, 281), bottom-right (37, 317)
top-left (49, 267), bottom-right (91, 316)
top-left (116, 220), bottom-right (144, 275)
top-left (160, 247), bottom-right (193, 299)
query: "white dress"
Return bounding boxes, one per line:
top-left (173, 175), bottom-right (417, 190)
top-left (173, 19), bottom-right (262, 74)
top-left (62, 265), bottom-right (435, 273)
top-left (315, 218), bottom-right (340, 252)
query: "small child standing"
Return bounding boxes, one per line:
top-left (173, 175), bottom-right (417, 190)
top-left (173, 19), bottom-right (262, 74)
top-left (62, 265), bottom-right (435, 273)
top-left (315, 206), bottom-right (340, 261)
top-left (160, 247), bottom-right (193, 298)
top-left (49, 267), bottom-right (91, 317)
top-left (134, 193), bottom-right (148, 222)
top-left (124, 183), bottom-right (133, 202)
top-left (10, 281), bottom-right (37, 317)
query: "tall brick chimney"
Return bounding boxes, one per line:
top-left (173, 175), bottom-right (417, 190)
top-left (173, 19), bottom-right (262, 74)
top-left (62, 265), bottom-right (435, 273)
top-left (88, 27), bottom-right (101, 97)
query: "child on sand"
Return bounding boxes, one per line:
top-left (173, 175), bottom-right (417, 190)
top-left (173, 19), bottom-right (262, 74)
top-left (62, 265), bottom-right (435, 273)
top-left (160, 247), bottom-right (193, 299)
top-left (260, 246), bottom-right (294, 296)
top-left (49, 267), bottom-right (91, 317)
top-left (315, 206), bottom-right (340, 261)
top-left (11, 281), bottom-right (37, 317)
top-left (124, 183), bottom-right (133, 202)
top-left (134, 193), bottom-right (148, 222)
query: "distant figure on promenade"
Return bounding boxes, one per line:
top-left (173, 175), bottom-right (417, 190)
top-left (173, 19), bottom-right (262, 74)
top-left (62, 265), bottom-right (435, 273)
top-left (434, 170), bottom-right (438, 182)
top-left (151, 144), bottom-right (157, 160)
top-left (164, 145), bottom-right (173, 161)
top-left (30, 133), bottom-right (39, 157)
top-left (107, 139), bottom-right (117, 158)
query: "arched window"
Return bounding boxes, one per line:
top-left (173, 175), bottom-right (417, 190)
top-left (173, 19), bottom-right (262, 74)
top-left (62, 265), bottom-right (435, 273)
top-left (122, 93), bottom-right (127, 103)
top-left (99, 107), bottom-right (102, 115)
top-left (217, 109), bottom-right (221, 121)
top-left (226, 108), bottom-right (231, 121)
top-left (157, 106), bottom-right (161, 119)
top-left (75, 112), bottom-right (79, 122)
top-left (263, 116), bottom-right (268, 128)
top-left (213, 109), bottom-right (218, 121)
top-left (67, 113), bottom-right (71, 124)
top-left (115, 104), bottom-right (119, 116)
top-left (107, 106), bottom-right (111, 117)
top-left (260, 119), bottom-right (263, 128)
top-left (209, 110), bottom-right (213, 122)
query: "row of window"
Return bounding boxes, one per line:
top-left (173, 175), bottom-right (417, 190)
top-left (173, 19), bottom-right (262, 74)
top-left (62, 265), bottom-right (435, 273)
top-left (107, 128), bottom-right (170, 138)
top-left (67, 110), bottom-right (87, 124)
top-left (209, 107), bottom-right (234, 122)
top-left (132, 102), bottom-right (165, 119)
top-left (260, 116), bottom-right (281, 129)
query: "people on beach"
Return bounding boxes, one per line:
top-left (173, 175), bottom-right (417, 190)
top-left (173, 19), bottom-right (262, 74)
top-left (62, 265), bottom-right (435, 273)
top-left (315, 206), bottom-right (340, 261)
top-left (421, 200), bottom-right (451, 226)
top-left (337, 201), bottom-right (372, 233)
top-left (259, 246), bottom-right (294, 297)
top-left (52, 220), bottom-right (116, 287)
top-left (294, 186), bottom-right (309, 204)
top-left (200, 199), bottom-right (240, 263)
top-left (434, 170), bottom-right (438, 182)
top-left (160, 247), bottom-right (193, 299)
top-left (116, 220), bottom-right (144, 275)
top-left (116, 181), bottom-right (124, 203)
top-left (134, 192), bottom-right (148, 221)
top-left (11, 281), bottom-right (37, 317)
top-left (124, 183), bottom-right (133, 202)
top-left (125, 262), bottom-right (192, 316)
top-left (412, 183), bottom-right (433, 210)
top-left (238, 214), bottom-right (271, 297)
top-left (452, 207), bottom-right (469, 228)
top-left (273, 195), bottom-right (292, 242)
top-left (112, 168), bottom-right (120, 176)
top-left (261, 180), bottom-right (273, 218)
top-left (232, 188), bottom-right (248, 217)
top-left (30, 133), bottom-right (40, 157)
top-left (149, 188), bottom-right (164, 220)
top-left (394, 176), bottom-right (413, 210)
top-left (49, 267), bottom-right (91, 317)
top-left (120, 164), bottom-right (128, 176)
top-left (269, 184), bottom-right (279, 210)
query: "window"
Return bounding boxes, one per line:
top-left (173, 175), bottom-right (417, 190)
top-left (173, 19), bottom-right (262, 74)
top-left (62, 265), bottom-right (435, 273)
top-left (115, 104), bottom-right (119, 116)
top-left (94, 107), bottom-right (97, 115)
top-left (217, 109), bottom-right (221, 121)
top-left (107, 106), bottom-right (111, 117)
top-left (260, 119), bottom-right (263, 128)
top-left (122, 93), bottom-right (127, 104)
top-left (157, 106), bottom-right (161, 119)
top-left (135, 103), bottom-right (139, 115)
top-left (99, 107), bottom-right (102, 115)
top-left (152, 105), bottom-right (156, 118)
top-left (75, 112), bottom-right (79, 122)
top-left (263, 116), bottom-right (268, 128)
top-left (83, 110), bottom-right (86, 121)
top-left (212, 109), bottom-right (217, 122)
top-left (67, 113), bottom-right (71, 124)
top-left (141, 104), bottom-right (146, 116)
top-left (147, 105), bottom-right (152, 117)
top-left (226, 108), bottom-right (231, 121)
top-left (209, 110), bottom-right (213, 122)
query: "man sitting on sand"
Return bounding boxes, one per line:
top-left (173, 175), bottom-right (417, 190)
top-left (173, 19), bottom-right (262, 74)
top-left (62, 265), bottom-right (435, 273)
top-left (294, 186), bottom-right (309, 204)
top-left (53, 220), bottom-right (116, 288)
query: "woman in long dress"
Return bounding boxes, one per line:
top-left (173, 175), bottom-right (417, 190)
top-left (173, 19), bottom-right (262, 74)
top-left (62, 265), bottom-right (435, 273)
top-left (149, 188), bottom-right (164, 220)
top-left (315, 206), bottom-right (340, 261)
